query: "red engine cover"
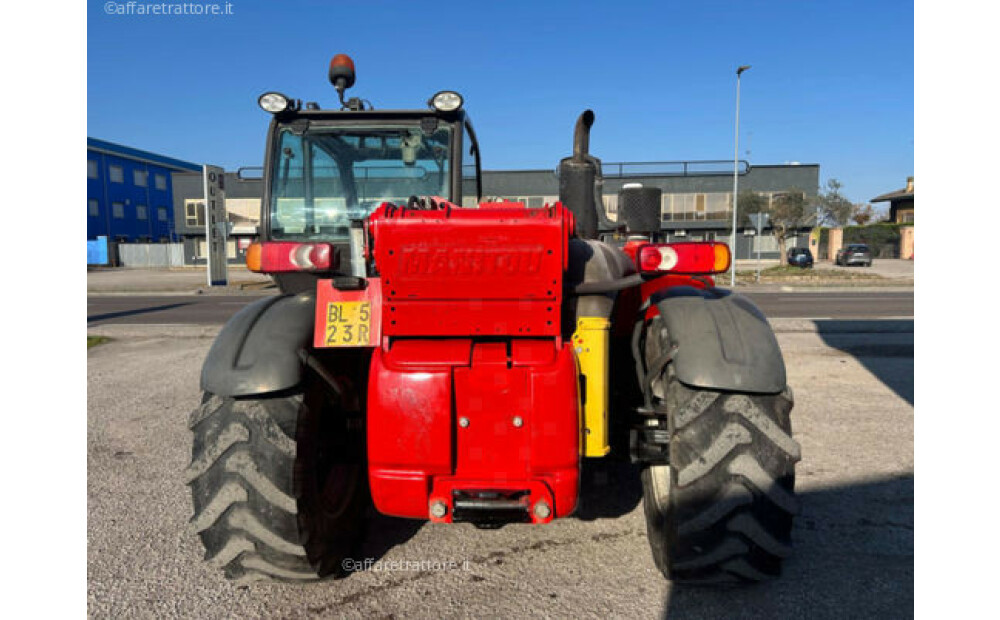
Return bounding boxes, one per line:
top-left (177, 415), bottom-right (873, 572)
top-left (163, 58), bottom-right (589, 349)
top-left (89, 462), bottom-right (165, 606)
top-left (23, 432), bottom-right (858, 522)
top-left (367, 339), bottom-right (580, 523)
top-left (368, 203), bottom-right (573, 337)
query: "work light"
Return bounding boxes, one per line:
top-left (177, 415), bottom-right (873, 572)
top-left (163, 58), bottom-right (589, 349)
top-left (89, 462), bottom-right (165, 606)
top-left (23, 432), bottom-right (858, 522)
top-left (429, 91), bottom-right (463, 112)
top-left (258, 92), bottom-right (292, 114)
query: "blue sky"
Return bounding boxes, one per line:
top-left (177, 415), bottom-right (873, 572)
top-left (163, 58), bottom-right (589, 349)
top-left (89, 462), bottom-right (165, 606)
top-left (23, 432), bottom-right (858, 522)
top-left (88, 0), bottom-right (913, 204)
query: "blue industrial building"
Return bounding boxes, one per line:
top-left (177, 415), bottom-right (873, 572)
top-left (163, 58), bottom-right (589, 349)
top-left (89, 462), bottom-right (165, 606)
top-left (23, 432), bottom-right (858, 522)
top-left (87, 138), bottom-right (201, 242)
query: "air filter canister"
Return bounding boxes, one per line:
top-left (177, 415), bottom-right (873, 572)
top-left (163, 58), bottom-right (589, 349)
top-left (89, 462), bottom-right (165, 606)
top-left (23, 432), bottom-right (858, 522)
top-left (618, 184), bottom-right (662, 234)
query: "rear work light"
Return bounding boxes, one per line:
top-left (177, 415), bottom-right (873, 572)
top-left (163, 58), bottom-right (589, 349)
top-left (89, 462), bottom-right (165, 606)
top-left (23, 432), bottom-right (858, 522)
top-left (637, 242), bottom-right (731, 275)
top-left (245, 242), bottom-right (337, 273)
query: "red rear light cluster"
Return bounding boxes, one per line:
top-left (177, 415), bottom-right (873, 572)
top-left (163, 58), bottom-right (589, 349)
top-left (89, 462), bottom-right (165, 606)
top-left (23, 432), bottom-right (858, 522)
top-left (246, 242), bottom-right (336, 273)
top-left (637, 242), bottom-right (731, 275)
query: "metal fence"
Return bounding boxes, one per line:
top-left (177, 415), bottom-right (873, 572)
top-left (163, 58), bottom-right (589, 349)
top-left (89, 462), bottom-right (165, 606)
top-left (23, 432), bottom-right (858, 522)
top-left (117, 243), bottom-right (186, 268)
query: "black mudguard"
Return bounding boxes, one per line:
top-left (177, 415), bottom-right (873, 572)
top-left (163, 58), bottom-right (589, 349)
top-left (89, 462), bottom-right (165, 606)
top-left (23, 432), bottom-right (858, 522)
top-left (200, 292), bottom-right (316, 397)
top-left (651, 286), bottom-right (786, 394)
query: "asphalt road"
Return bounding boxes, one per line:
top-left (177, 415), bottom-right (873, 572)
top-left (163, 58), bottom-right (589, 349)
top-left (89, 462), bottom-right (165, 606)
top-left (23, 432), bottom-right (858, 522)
top-left (87, 290), bottom-right (914, 325)
top-left (86, 325), bottom-right (913, 618)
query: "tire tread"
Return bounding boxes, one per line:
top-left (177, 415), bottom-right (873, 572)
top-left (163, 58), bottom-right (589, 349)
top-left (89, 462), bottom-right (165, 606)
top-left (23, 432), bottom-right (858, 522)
top-left (641, 354), bottom-right (800, 584)
top-left (187, 393), bottom-right (321, 582)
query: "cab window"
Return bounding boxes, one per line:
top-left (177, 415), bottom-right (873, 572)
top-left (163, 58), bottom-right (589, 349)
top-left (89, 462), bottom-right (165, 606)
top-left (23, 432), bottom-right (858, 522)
top-left (269, 123), bottom-right (452, 240)
top-left (461, 121), bottom-right (481, 207)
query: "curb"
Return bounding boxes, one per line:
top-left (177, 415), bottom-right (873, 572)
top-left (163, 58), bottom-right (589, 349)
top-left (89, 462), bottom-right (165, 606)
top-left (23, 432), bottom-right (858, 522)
top-left (87, 284), bottom-right (913, 296)
top-left (87, 318), bottom-right (913, 341)
top-left (768, 318), bottom-right (913, 333)
top-left (87, 289), bottom-right (277, 297)
top-left (87, 324), bottom-right (222, 340)
top-left (733, 285), bottom-right (913, 293)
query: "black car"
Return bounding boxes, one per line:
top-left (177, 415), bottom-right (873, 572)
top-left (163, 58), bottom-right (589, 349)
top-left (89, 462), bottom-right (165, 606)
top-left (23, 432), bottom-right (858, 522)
top-left (835, 243), bottom-right (872, 267)
top-left (787, 247), bottom-right (814, 268)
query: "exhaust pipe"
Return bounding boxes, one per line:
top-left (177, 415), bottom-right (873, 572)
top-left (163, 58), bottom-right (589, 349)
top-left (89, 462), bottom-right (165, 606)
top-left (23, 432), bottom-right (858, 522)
top-left (560, 110), bottom-right (600, 239)
top-left (573, 110), bottom-right (595, 161)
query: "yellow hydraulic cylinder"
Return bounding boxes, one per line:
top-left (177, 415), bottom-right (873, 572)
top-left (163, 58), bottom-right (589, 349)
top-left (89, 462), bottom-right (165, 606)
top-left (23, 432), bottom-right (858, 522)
top-left (571, 317), bottom-right (611, 457)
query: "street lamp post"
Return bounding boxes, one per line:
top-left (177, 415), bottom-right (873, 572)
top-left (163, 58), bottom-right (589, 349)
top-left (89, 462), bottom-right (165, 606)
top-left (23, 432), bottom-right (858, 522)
top-left (730, 64), bottom-right (751, 288)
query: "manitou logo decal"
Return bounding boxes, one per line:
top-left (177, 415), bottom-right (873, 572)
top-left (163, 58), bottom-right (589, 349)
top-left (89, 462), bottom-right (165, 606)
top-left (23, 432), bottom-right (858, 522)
top-left (398, 246), bottom-right (546, 276)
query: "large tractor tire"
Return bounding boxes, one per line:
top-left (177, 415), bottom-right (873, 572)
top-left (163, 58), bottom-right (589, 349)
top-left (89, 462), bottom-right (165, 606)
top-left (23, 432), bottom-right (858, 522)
top-left (185, 373), bottom-right (367, 584)
top-left (640, 319), bottom-right (801, 584)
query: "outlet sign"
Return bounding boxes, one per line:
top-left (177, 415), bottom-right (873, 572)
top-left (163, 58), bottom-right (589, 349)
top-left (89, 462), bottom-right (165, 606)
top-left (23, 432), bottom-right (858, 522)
top-left (203, 165), bottom-right (228, 286)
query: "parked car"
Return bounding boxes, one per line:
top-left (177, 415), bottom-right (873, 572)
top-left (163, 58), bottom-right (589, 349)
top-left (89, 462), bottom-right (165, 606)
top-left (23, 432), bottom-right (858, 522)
top-left (835, 243), bottom-right (872, 267)
top-left (787, 247), bottom-right (814, 268)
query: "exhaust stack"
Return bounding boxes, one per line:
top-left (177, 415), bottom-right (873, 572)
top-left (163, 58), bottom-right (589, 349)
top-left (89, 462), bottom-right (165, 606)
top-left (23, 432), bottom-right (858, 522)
top-left (559, 110), bottom-right (601, 239)
top-left (573, 110), bottom-right (595, 161)
top-left (559, 110), bottom-right (618, 239)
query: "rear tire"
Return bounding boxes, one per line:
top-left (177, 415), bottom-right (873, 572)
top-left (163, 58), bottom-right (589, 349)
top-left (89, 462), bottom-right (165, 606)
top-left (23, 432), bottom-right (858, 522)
top-left (640, 322), bottom-right (800, 583)
top-left (185, 373), bottom-right (367, 583)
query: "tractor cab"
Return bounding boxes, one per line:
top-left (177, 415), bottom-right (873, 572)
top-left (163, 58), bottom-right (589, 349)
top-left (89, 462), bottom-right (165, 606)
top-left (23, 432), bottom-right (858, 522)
top-left (254, 54), bottom-right (482, 291)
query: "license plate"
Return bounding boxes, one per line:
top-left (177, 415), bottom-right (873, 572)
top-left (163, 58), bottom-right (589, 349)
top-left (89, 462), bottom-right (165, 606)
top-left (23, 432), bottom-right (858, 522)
top-left (314, 277), bottom-right (382, 349)
top-left (324, 301), bottom-right (373, 347)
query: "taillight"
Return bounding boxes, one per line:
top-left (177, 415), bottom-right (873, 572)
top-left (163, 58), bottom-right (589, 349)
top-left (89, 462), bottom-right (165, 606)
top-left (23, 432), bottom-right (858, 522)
top-left (639, 245), bottom-right (679, 271)
top-left (245, 242), bottom-right (263, 272)
top-left (637, 242), bottom-right (731, 275)
top-left (245, 242), bottom-right (336, 273)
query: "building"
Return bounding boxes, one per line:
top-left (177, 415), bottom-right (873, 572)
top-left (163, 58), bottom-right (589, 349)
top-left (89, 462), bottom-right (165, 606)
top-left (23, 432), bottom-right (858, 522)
top-left (870, 175), bottom-right (915, 259)
top-left (171, 170), bottom-right (263, 265)
top-left (87, 138), bottom-right (201, 243)
top-left (871, 176), bottom-right (914, 223)
top-left (483, 161), bottom-right (821, 259)
top-left (170, 161), bottom-right (820, 264)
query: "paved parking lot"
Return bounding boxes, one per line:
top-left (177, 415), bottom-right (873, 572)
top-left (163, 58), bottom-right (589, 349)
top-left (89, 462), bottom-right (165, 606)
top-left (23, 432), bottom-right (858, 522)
top-left (87, 323), bottom-right (913, 619)
top-left (813, 258), bottom-right (914, 279)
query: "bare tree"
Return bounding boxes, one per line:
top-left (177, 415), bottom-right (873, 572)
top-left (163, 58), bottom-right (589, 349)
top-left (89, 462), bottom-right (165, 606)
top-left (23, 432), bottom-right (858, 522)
top-left (815, 179), bottom-right (854, 226)
top-left (767, 188), bottom-right (808, 265)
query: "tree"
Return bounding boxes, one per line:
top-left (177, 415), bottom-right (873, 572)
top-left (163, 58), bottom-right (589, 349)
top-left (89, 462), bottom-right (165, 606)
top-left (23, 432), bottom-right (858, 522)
top-left (766, 188), bottom-right (809, 265)
top-left (852, 203), bottom-right (875, 226)
top-left (736, 190), bottom-right (768, 228)
top-left (814, 179), bottom-right (853, 226)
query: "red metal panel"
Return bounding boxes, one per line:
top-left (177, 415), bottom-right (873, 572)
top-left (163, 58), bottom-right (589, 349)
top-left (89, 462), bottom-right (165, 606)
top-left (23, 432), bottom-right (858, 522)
top-left (369, 204), bottom-right (573, 337)
top-left (454, 345), bottom-right (532, 479)
top-left (366, 339), bottom-right (580, 522)
top-left (367, 344), bottom-right (457, 518)
top-left (387, 300), bottom-right (559, 337)
top-left (383, 338), bottom-right (472, 367)
top-left (511, 339), bottom-right (558, 366)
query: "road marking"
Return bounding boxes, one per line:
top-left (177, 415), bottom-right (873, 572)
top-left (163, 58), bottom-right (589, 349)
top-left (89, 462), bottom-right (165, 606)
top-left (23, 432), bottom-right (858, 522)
top-left (775, 316), bottom-right (913, 320)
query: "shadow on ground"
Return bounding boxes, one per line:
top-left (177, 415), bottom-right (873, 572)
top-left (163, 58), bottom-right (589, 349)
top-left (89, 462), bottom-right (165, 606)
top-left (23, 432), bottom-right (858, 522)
top-left (663, 474), bottom-right (914, 619)
top-left (576, 457), bottom-right (644, 520)
top-left (356, 510), bottom-right (426, 566)
top-left (87, 302), bottom-right (193, 324)
top-left (352, 456), bottom-right (645, 568)
top-left (813, 319), bottom-right (914, 405)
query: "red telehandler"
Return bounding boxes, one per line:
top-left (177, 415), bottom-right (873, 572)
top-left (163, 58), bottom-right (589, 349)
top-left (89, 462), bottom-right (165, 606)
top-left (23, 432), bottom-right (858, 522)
top-left (186, 54), bottom-right (800, 585)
